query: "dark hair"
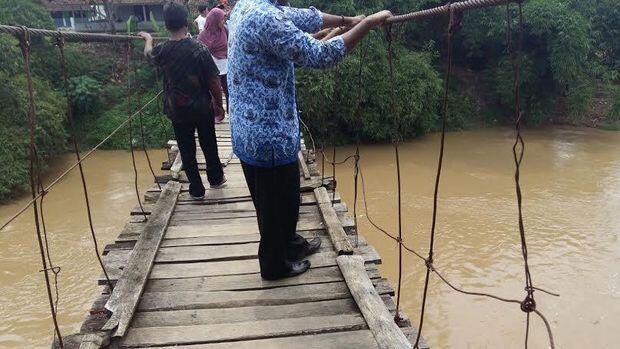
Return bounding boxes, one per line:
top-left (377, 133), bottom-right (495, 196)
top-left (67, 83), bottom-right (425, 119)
top-left (163, 1), bottom-right (188, 31)
top-left (216, 4), bottom-right (225, 9)
top-left (198, 5), bottom-right (208, 13)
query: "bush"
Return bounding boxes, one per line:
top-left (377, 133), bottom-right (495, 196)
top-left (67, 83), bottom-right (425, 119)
top-left (0, 72), bottom-right (67, 200)
top-left (85, 91), bottom-right (172, 150)
top-left (297, 32), bottom-right (442, 144)
top-left (68, 75), bottom-right (102, 117)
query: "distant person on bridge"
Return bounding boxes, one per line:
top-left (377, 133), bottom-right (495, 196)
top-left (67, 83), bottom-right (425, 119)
top-left (194, 4), bottom-right (208, 33)
top-left (138, 2), bottom-right (227, 201)
top-left (198, 7), bottom-right (229, 124)
top-left (228, 0), bottom-right (392, 280)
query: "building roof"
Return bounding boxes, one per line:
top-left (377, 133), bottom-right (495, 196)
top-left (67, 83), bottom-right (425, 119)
top-left (42, 0), bottom-right (165, 11)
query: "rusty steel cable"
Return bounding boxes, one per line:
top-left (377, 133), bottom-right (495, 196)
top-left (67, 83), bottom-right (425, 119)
top-left (387, 0), bottom-right (515, 24)
top-left (351, 37), bottom-right (369, 248)
top-left (17, 27), bottom-right (64, 349)
top-left (55, 37), bottom-right (115, 291)
top-left (138, 110), bottom-right (162, 190)
top-left (34, 147), bottom-right (61, 315)
top-left (136, 90), bottom-right (162, 190)
top-left (0, 91), bottom-right (162, 233)
top-left (332, 147), bottom-right (337, 206)
top-left (0, 24), bottom-right (165, 42)
top-left (413, 9), bottom-right (460, 347)
top-left (125, 41), bottom-right (148, 222)
top-left (385, 24), bottom-right (406, 323)
top-left (505, 3), bottom-right (556, 348)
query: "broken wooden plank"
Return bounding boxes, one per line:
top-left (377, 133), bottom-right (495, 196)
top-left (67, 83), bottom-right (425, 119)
top-left (315, 187), bottom-right (354, 255)
top-left (337, 255), bottom-right (412, 349)
top-left (103, 181), bottom-right (182, 337)
top-left (299, 151), bottom-right (311, 180)
top-left (170, 152), bottom-right (182, 180)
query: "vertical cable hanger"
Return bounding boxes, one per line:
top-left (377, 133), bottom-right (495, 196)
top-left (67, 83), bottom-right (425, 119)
top-left (125, 40), bottom-right (148, 222)
top-left (413, 7), bottom-right (461, 347)
top-left (34, 148), bottom-right (61, 313)
top-left (351, 36), bottom-right (369, 248)
top-left (17, 26), bottom-right (64, 349)
top-left (505, 2), bottom-right (555, 347)
top-left (55, 35), bottom-right (114, 291)
top-left (385, 23), bottom-right (406, 324)
top-left (136, 83), bottom-right (161, 190)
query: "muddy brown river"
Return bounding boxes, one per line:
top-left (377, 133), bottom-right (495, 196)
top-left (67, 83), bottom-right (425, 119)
top-left (1, 127), bottom-right (619, 348)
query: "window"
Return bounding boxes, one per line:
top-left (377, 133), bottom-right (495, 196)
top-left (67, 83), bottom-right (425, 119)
top-left (133, 5), bottom-right (145, 22)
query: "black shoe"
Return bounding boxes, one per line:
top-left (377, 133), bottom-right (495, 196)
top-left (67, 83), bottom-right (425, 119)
top-left (261, 260), bottom-right (311, 280)
top-left (289, 237), bottom-right (322, 261)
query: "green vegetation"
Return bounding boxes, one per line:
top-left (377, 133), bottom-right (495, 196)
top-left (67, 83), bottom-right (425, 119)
top-left (0, 0), bottom-right (618, 200)
top-left (0, 0), bottom-right (167, 201)
top-left (293, 0), bottom-right (619, 143)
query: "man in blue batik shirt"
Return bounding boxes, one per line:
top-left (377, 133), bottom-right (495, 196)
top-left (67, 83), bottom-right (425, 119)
top-left (228, 0), bottom-right (392, 280)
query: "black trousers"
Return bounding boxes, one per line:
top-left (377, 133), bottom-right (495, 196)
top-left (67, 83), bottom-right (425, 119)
top-left (241, 160), bottom-right (307, 278)
top-left (172, 113), bottom-right (224, 197)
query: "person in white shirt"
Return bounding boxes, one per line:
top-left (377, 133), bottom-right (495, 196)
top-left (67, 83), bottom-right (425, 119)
top-left (193, 5), bottom-right (208, 33)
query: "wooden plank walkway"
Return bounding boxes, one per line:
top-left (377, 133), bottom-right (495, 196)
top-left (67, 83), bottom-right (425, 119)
top-left (63, 120), bottom-right (428, 349)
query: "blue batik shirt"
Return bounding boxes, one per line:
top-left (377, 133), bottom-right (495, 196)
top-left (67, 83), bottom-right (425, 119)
top-left (228, 0), bottom-right (347, 167)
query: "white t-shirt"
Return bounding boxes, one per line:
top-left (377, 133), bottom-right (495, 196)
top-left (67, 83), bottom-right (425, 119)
top-left (194, 15), bottom-right (206, 32)
top-left (212, 57), bottom-right (228, 75)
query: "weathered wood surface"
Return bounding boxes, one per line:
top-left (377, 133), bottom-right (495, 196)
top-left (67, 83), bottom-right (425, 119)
top-left (338, 255), bottom-right (413, 349)
top-left (298, 150), bottom-right (311, 179)
top-left (103, 181), bottom-right (181, 337)
top-left (315, 186), bottom-right (355, 255)
top-left (121, 314), bottom-right (369, 347)
top-left (136, 330), bottom-right (382, 349)
top-left (170, 151), bottom-right (182, 180)
top-left (69, 120), bottom-right (425, 349)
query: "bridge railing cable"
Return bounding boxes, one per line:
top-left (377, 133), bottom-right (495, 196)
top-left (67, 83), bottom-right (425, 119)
top-left (387, 0), bottom-right (516, 24)
top-left (0, 24), bottom-right (165, 42)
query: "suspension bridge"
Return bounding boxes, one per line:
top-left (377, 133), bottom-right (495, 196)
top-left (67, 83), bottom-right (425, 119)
top-left (0, 0), bottom-right (559, 348)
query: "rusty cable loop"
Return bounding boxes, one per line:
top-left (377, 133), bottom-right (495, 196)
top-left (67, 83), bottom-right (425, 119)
top-left (35, 144), bottom-right (61, 314)
top-left (17, 26), bottom-right (64, 349)
top-left (125, 41), bottom-right (148, 222)
top-left (0, 91), bottom-right (162, 233)
top-left (55, 36), bottom-right (115, 291)
top-left (34, 146), bottom-right (61, 314)
top-left (506, 3), bottom-right (556, 348)
top-left (385, 23), bottom-right (406, 323)
top-left (358, 152), bottom-right (544, 308)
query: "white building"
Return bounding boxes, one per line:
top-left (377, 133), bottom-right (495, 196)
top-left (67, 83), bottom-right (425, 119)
top-left (42, 0), bottom-right (165, 33)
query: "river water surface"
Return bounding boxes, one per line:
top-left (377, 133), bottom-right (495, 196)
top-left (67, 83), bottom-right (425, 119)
top-left (332, 127), bottom-right (620, 348)
top-left (0, 150), bottom-right (165, 349)
top-left (1, 127), bottom-right (619, 348)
